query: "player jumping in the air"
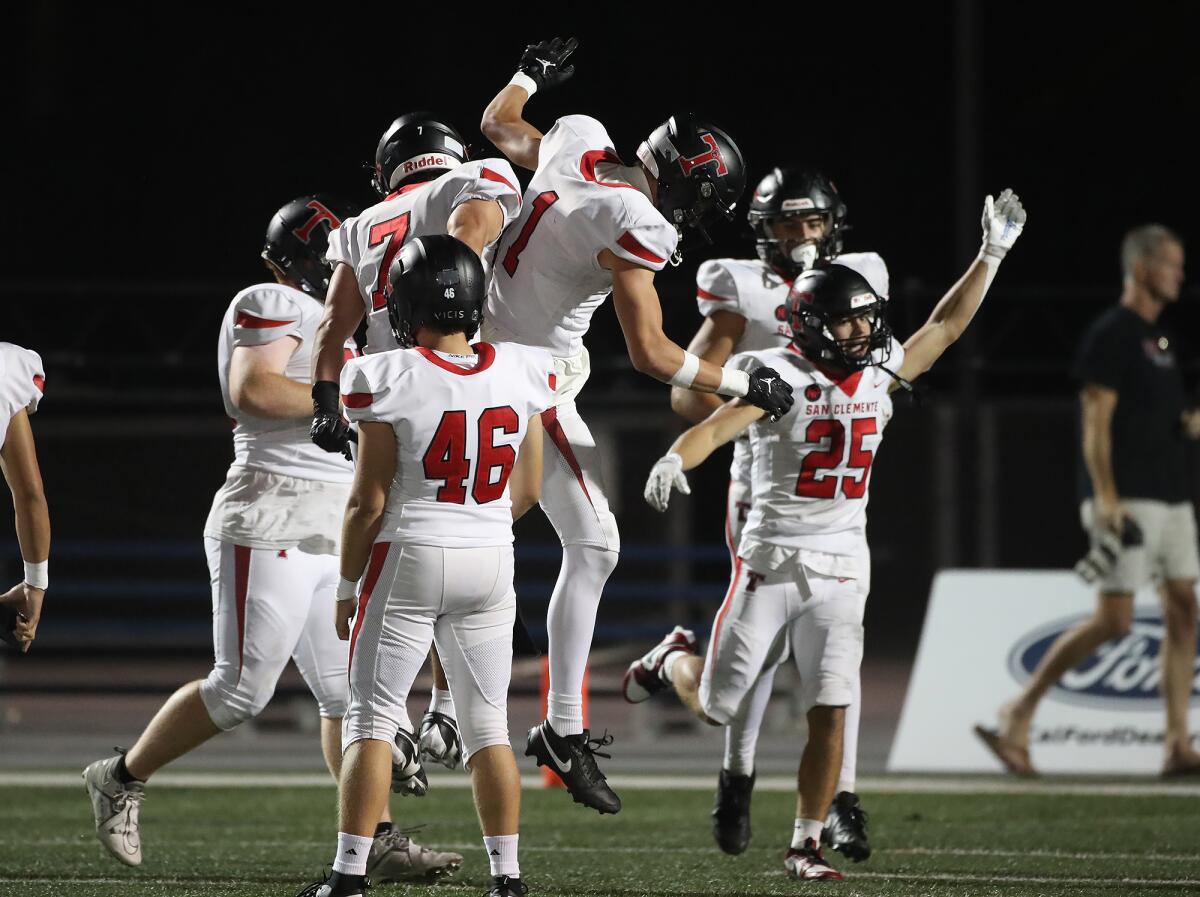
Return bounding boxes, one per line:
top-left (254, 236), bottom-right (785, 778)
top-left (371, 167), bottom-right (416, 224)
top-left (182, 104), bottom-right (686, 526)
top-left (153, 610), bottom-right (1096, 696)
top-left (480, 36), bottom-right (793, 814)
top-left (627, 190), bottom-right (1026, 881)
top-left (671, 167), bottom-right (888, 860)
top-left (0, 342), bottom-right (49, 653)
top-left (83, 199), bottom-right (462, 880)
top-left (295, 236), bottom-right (552, 897)
top-left (309, 113), bottom-right (524, 771)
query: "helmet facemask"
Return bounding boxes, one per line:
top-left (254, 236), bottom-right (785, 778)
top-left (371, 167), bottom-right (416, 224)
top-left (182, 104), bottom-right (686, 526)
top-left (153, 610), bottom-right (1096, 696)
top-left (791, 295), bottom-right (893, 372)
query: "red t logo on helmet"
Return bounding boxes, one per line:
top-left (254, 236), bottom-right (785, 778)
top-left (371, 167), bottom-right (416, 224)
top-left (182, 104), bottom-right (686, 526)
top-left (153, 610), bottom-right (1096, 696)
top-left (292, 200), bottom-right (342, 244)
top-left (678, 134), bottom-right (728, 177)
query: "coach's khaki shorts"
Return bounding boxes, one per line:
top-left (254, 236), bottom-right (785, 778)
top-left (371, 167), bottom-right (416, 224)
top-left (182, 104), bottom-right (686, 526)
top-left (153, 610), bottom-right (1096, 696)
top-left (1080, 499), bottom-right (1200, 593)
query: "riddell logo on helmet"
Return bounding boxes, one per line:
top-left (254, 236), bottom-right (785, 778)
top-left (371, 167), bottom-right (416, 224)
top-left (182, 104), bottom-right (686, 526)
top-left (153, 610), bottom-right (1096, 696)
top-left (397, 153), bottom-right (463, 179)
top-left (678, 134), bottom-right (728, 177)
top-left (781, 198), bottom-right (817, 212)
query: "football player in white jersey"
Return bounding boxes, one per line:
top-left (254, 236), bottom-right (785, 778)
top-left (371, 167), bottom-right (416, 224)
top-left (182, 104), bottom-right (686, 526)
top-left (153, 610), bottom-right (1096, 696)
top-left (480, 36), bottom-right (793, 813)
top-left (672, 167), bottom-right (888, 860)
top-left (295, 237), bottom-right (553, 897)
top-left (627, 190), bottom-right (1026, 881)
top-left (0, 342), bottom-right (49, 653)
top-left (83, 198), bottom-right (462, 881)
top-left (309, 112), bottom-right (523, 771)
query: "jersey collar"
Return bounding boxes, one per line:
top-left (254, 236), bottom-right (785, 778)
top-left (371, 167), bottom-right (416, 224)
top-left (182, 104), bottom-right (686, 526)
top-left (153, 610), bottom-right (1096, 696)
top-left (788, 344), bottom-right (864, 397)
top-left (415, 342), bottom-right (496, 375)
top-left (385, 181), bottom-right (433, 201)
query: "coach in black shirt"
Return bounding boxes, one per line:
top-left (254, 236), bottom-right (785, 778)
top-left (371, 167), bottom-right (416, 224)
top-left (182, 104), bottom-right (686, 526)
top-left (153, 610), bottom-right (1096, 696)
top-left (979, 224), bottom-right (1200, 776)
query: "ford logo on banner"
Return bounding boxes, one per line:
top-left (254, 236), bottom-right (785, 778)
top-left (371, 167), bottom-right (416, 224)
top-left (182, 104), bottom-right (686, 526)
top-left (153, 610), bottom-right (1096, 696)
top-left (1008, 612), bottom-right (1200, 710)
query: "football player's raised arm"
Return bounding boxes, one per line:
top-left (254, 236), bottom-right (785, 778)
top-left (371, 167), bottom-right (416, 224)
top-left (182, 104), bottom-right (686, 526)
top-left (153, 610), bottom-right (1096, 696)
top-left (510, 413), bottom-right (544, 521)
top-left (480, 86), bottom-right (544, 172)
top-left (447, 199), bottom-right (507, 258)
top-left (229, 337), bottom-right (310, 419)
top-left (0, 409), bottom-right (50, 650)
top-left (670, 311), bottom-right (746, 423)
top-left (312, 264), bottom-right (364, 386)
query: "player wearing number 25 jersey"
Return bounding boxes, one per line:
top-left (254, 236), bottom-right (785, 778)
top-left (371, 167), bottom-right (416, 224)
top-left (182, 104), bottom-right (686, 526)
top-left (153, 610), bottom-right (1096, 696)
top-left (629, 190), bottom-right (1027, 883)
top-left (299, 236), bottom-right (551, 897)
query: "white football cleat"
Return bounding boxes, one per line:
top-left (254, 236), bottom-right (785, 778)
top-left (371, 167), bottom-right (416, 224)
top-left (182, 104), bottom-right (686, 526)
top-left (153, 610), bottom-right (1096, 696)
top-left (622, 626), bottom-right (698, 703)
top-left (82, 754), bottom-right (145, 866)
top-left (368, 828), bottom-right (463, 882)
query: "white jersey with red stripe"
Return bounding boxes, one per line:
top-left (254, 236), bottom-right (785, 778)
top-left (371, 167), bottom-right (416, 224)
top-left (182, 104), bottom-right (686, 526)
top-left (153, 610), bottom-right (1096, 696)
top-left (326, 159), bottom-right (523, 354)
top-left (0, 342), bottom-right (45, 451)
top-left (217, 283), bottom-right (356, 483)
top-left (484, 115), bottom-right (680, 358)
top-left (735, 338), bottom-right (905, 570)
top-left (698, 253), bottom-right (890, 486)
top-left (341, 341), bottom-right (555, 548)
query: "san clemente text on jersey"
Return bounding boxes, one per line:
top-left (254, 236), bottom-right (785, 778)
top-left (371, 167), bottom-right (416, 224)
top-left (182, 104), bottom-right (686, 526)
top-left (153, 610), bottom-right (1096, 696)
top-left (803, 400), bottom-right (881, 416)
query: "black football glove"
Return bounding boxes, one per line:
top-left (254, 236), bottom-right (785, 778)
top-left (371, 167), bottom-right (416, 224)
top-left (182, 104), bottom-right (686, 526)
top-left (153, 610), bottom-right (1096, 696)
top-left (745, 366), bottom-right (794, 421)
top-left (310, 380), bottom-right (353, 460)
top-left (518, 36), bottom-right (578, 92)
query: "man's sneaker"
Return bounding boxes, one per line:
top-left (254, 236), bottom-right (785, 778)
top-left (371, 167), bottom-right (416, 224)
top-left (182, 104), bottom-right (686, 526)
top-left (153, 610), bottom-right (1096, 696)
top-left (418, 710), bottom-right (463, 769)
top-left (784, 839), bottom-right (844, 882)
top-left (712, 768), bottom-right (754, 855)
top-left (822, 791), bottom-right (870, 862)
top-left (367, 829), bottom-right (463, 882)
top-left (622, 626), bottom-right (698, 703)
top-left (82, 753), bottom-right (145, 866)
top-left (486, 874), bottom-right (528, 896)
top-left (293, 872), bottom-right (369, 896)
top-left (525, 721), bottom-right (621, 814)
top-left (391, 729), bottom-right (429, 796)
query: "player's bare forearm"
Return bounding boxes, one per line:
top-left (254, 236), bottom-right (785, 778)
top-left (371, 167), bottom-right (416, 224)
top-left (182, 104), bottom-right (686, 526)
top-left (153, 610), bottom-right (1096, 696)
top-left (233, 369), bottom-right (312, 419)
top-left (669, 401), bottom-right (763, 470)
top-left (510, 414), bottom-right (544, 520)
top-left (670, 312), bottom-right (744, 421)
top-left (897, 257), bottom-right (989, 384)
top-left (312, 265), bottom-right (363, 384)
top-left (0, 412), bottom-right (50, 564)
top-left (671, 386), bottom-right (725, 423)
top-left (447, 199), bottom-right (506, 257)
top-left (481, 85), bottom-right (542, 171)
top-left (1081, 385), bottom-right (1120, 505)
top-left (340, 422), bottom-right (395, 580)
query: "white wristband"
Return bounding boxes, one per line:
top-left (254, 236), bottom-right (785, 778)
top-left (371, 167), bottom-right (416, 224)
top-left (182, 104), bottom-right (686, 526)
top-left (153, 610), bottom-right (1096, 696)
top-left (668, 351), bottom-right (701, 389)
top-left (23, 560), bottom-right (48, 590)
top-left (977, 252), bottom-right (1002, 293)
top-left (336, 577), bottom-right (358, 602)
top-left (717, 367), bottom-right (750, 398)
top-left (509, 71), bottom-right (538, 97)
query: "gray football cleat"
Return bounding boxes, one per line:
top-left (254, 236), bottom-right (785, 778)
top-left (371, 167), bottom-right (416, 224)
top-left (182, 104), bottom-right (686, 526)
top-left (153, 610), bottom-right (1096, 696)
top-left (367, 829), bottom-right (463, 882)
top-left (82, 754), bottom-right (145, 866)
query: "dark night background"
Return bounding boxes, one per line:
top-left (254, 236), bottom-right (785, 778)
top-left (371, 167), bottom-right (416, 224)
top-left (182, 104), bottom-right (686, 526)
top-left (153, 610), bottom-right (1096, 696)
top-left (6, 4), bottom-right (1200, 667)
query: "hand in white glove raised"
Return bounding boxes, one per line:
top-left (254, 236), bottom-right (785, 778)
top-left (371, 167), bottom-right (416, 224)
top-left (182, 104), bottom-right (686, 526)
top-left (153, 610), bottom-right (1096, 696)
top-left (644, 452), bottom-right (690, 513)
top-left (980, 188), bottom-right (1027, 260)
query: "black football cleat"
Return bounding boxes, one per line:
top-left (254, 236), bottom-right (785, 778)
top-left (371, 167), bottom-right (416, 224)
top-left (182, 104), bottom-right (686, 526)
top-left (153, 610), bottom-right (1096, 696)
top-left (293, 871), bottom-right (370, 897)
top-left (525, 721), bottom-right (621, 814)
top-left (712, 768), bottom-right (754, 855)
top-left (821, 791), bottom-right (870, 862)
top-left (486, 874), bottom-right (528, 896)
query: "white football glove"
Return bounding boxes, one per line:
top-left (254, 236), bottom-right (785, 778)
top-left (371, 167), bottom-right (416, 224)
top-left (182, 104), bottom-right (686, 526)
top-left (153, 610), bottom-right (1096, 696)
top-left (980, 188), bottom-right (1027, 260)
top-left (644, 452), bottom-right (690, 512)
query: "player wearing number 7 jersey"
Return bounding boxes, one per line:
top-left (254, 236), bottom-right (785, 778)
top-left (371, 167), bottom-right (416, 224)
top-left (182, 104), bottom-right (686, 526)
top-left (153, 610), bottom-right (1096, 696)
top-left (480, 36), bottom-right (793, 815)
top-left (626, 190), bottom-right (1026, 883)
top-left (295, 236), bottom-right (552, 897)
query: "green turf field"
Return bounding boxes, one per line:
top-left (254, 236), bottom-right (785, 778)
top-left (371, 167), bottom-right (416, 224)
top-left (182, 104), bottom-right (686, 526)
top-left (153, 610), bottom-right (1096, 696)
top-left (3, 780), bottom-right (1199, 896)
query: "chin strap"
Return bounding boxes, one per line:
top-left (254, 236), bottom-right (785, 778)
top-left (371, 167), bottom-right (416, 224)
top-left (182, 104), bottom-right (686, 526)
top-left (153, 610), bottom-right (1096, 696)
top-left (880, 363), bottom-right (922, 404)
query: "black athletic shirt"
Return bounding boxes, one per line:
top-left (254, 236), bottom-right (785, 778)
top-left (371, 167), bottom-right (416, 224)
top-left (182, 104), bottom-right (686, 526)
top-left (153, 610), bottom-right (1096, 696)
top-left (1074, 305), bottom-right (1189, 503)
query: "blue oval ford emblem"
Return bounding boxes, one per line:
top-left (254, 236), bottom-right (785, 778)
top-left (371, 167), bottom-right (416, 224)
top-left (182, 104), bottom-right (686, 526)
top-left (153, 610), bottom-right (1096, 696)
top-left (1008, 612), bottom-right (1200, 710)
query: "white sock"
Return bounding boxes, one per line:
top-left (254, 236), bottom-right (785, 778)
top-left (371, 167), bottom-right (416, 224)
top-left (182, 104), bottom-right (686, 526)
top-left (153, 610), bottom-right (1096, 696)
top-left (429, 687), bottom-right (456, 717)
top-left (332, 832), bottom-right (373, 875)
top-left (661, 649), bottom-right (687, 684)
top-left (483, 833), bottom-right (520, 877)
top-left (546, 692), bottom-right (583, 737)
top-left (791, 818), bottom-right (823, 849)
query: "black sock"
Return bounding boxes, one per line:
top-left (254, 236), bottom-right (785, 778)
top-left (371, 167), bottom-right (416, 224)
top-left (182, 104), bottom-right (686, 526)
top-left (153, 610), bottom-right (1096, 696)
top-left (374, 822), bottom-right (393, 838)
top-left (326, 871), bottom-right (366, 894)
top-left (114, 755), bottom-right (142, 785)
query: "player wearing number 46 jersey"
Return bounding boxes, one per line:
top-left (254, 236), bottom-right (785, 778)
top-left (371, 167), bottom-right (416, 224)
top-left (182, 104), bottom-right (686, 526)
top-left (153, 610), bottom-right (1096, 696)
top-left (295, 236), bottom-right (551, 897)
top-left (480, 36), bottom-right (792, 815)
top-left (628, 190), bottom-right (1026, 883)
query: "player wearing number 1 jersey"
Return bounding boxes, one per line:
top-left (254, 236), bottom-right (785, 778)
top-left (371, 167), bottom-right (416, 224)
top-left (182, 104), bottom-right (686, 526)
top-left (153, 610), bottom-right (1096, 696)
top-left (479, 36), bottom-right (793, 814)
top-left (628, 190), bottom-right (1026, 882)
top-left (295, 236), bottom-right (552, 897)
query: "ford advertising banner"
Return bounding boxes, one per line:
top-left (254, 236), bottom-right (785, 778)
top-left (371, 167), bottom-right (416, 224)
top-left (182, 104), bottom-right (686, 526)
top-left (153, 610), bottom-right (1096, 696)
top-left (887, 570), bottom-right (1200, 774)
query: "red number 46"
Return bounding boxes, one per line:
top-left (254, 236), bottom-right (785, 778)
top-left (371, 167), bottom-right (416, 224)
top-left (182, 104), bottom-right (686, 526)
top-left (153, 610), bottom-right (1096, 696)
top-left (795, 418), bottom-right (877, 499)
top-left (423, 407), bottom-right (520, 504)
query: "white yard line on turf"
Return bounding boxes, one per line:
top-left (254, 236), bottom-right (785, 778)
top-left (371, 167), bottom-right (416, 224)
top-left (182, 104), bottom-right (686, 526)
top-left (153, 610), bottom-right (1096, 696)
top-left (7, 770), bottom-right (1200, 796)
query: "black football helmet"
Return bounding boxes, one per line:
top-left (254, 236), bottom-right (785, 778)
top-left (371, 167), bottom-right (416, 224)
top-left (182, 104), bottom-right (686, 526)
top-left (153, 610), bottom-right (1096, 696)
top-left (748, 168), bottom-right (846, 278)
top-left (373, 112), bottom-right (469, 196)
top-left (262, 195), bottom-right (355, 300)
top-left (636, 113), bottom-right (746, 246)
top-left (788, 264), bottom-right (892, 371)
top-left (386, 235), bottom-right (485, 348)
